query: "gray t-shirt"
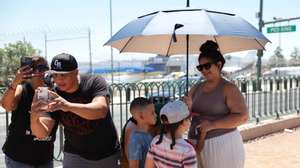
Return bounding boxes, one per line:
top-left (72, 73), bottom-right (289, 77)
top-left (128, 130), bottom-right (153, 168)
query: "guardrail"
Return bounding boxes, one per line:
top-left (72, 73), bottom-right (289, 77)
top-left (1, 75), bottom-right (300, 161)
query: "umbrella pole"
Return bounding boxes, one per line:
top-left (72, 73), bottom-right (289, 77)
top-left (186, 34), bottom-right (189, 95)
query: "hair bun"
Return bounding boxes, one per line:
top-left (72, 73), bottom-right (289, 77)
top-left (199, 40), bottom-right (219, 53)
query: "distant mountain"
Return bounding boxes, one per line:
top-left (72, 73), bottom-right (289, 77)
top-left (78, 60), bottom-right (145, 73)
top-left (225, 51), bottom-right (256, 67)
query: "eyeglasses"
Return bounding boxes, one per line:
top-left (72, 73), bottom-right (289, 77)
top-left (196, 62), bottom-right (215, 72)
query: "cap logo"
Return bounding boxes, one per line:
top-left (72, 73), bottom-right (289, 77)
top-left (54, 60), bottom-right (62, 69)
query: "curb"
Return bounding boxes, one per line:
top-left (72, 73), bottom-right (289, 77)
top-left (239, 113), bottom-right (300, 141)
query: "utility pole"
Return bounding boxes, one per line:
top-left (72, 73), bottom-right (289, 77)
top-left (88, 28), bottom-right (93, 74)
top-left (256, 0), bottom-right (300, 79)
top-left (44, 33), bottom-right (47, 60)
top-left (44, 29), bottom-right (91, 67)
top-left (109, 0), bottom-right (114, 83)
top-left (186, 0), bottom-right (190, 93)
top-left (256, 0), bottom-right (263, 83)
top-left (272, 17), bottom-right (283, 49)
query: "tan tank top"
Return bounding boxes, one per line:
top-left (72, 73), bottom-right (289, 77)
top-left (188, 78), bottom-right (236, 140)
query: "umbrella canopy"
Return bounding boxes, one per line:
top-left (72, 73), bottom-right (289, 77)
top-left (105, 8), bottom-right (270, 92)
top-left (105, 9), bottom-right (270, 55)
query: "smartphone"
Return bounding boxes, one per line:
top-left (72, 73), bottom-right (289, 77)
top-left (195, 127), bottom-right (201, 138)
top-left (37, 87), bottom-right (49, 102)
top-left (20, 56), bottom-right (33, 68)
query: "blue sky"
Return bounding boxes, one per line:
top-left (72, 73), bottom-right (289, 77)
top-left (0, 0), bottom-right (299, 62)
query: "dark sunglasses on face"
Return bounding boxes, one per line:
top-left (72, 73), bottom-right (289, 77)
top-left (33, 64), bottom-right (49, 73)
top-left (196, 62), bottom-right (215, 72)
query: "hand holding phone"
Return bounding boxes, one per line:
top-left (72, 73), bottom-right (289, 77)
top-left (37, 87), bottom-right (49, 102)
top-left (36, 87), bottom-right (49, 111)
top-left (20, 56), bottom-right (33, 68)
top-left (19, 57), bottom-right (34, 79)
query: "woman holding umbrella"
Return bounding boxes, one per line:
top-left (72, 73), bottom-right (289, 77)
top-left (185, 40), bottom-right (249, 168)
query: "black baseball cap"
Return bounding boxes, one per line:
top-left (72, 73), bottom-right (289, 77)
top-left (50, 53), bottom-right (78, 74)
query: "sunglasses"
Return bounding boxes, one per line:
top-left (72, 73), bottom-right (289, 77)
top-left (196, 62), bottom-right (215, 72)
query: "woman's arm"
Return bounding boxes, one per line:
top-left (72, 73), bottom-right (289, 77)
top-left (215, 83), bottom-right (249, 127)
top-left (183, 83), bottom-right (201, 111)
top-left (1, 84), bottom-right (22, 112)
top-left (1, 66), bottom-right (32, 112)
top-left (198, 83), bottom-right (249, 132)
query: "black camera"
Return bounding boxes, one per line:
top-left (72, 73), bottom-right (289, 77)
top-left (43, 73), bottom-right (54, 88)
top-left (20, 56), bottom-right (33, 68)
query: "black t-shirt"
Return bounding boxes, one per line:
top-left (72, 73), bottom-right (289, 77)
top-left (52, 75), bottom-right (119, 160)
top-left (2, 83), bottom-right (58, 166)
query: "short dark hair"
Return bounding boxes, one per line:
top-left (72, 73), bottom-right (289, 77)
top-left (129, 97), bottom-right (152, 113)
top-left (198, 40), bottom-right (226, 70)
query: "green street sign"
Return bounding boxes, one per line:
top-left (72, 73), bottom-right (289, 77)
top-left (267, 25), bottom-right (296, 33)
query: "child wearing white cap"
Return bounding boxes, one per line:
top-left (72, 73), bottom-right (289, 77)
top-left (145, 100), bottom-right (197, 168)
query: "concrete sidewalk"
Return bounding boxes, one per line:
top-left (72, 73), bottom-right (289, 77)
top-left (245, 127), bottom-right (300, 168)
top-left (239, 113), bottom-right (300, 168)
top-left (239, 113), bottom-right (300, 141)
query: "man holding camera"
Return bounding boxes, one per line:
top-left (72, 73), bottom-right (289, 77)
top-left (31, 53), bottom-right (120, 168)
top-left (1, 56), bottom-right (58, 168)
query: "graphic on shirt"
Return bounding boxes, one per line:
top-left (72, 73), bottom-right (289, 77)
top-left (58, 96), bottom-right (102, 135)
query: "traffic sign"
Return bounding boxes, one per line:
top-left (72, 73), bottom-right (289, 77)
top-left (267, 25), bottom-right (296, 33)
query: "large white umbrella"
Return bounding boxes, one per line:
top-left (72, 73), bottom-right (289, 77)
top-left (105, 9), bottom-right (270, 91)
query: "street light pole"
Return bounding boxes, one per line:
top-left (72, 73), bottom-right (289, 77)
top-left (256, 0), bottom-right (264, 90)
top-left (88, 28), bottom-right (93, 74)
top-left (109, 0), bottom-right (114, 83)
top-left (44, 33), bottom-right (48, 60)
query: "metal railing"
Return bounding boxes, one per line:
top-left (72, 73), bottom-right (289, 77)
top-left (110, 76), bottom-right (300, 134)
top-left (1, 75), bottom-right (300, 161)
top-left (235, 76), bottom-right (300, 123)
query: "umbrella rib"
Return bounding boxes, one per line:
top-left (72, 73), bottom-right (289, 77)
top-left (213, 36), bottom-right (222, 53)
top-left (120, 37), bottom-right (134, 53)
top-left (255, 38), bottom-right (266, 51)
top-left (165, 35), bottom-right (173, 56)
top-left (213, 36), bottom-right (218, 44)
